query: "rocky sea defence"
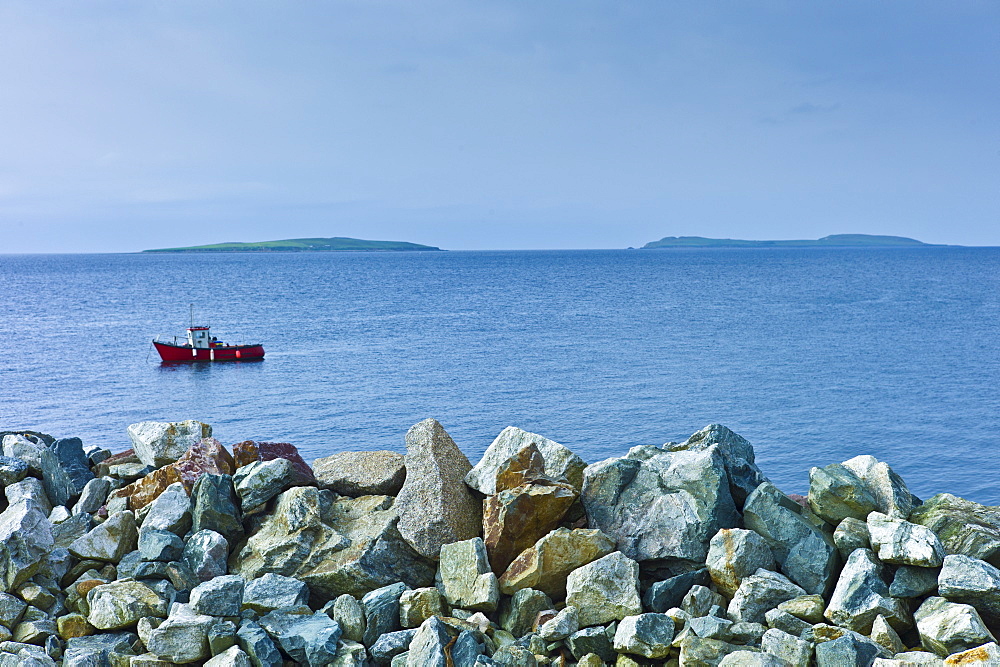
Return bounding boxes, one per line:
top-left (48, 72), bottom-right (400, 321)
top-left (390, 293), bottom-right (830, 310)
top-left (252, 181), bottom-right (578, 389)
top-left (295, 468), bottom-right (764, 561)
top-left (0, 420), bottom-right (998, 666)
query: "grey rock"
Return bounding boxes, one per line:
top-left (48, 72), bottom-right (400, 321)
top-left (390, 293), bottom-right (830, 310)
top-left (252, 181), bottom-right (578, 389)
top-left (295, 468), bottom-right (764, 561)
top-left (808, 463), bottom-right (879, 524)
top-left (242, 573), bottom-right (309, 614)
top-left (0, 500), bottom-right (54, 592)
top-left (127, 420), bottom-right (212, 469)
top-left (728, 621), bottom-right (767, 645)
top-left (743, 481), bottom-right (840, 595)
top-left (0, 457), bottom-right (27, 487)
top-left (490, 644), bottom-right (536, 666)
top-left (815, 632), bottom-right (883, 667)
top-left (538, 606), bottom-right (578, 641)
top-left (728, 569), bottom-right (806, 625)
top-left (62, 632), bottom-right (139, 667)
top-left (204, 645), bottom-right (252, 667)
top-left (68, 510), bottom-right (137, 563)
top-left (681, 585), bottom-right (726, 619)
top-left (395, 419), bottom-right (481, 561)
top-left (370, 628), bottom-right (416, 664)
top-left (764, 608), bottom-right (811, 636)
top-left (909, 493), bottom-right (1000, 567)
top-left (40, 437), bottom-right (95, 507)
top-left (914, 597), bottom-right (995, 658)
top-left (582, 445), bottom-right (739, 568)
top-left (138, 529), bottom-right (185, 562)
top-left (871, 614), bottom-right (905, 655)
top-left (867, 511), bottom-right (945, 567)
top-left (48, 505), bottom-right (71, 524)
top-left (761, 627), bottom-right (812, 666)
top-left (145, 604), bottom-right (215, 664)
top-left (566, 626), bottom-right (616, 662)
top-left (190, 575), bottom-right (245, 617)
top-left (890, 565), bottom-right (940, 599)
top-left (0, 592), bottom-right (28, 628)
top-left (266, 610), bottom-right (342, 666)
top-left (937, 642), bottom-right (1000, 665)
top-left (841, 455), bottom-right (914, 520)
top-left (207, 619), bottom-right (238, 655)
top-left (706, 528), bottom-right (777, 597)
top-left (777, 594), bottom-right (826, 624)
top-left (73, 478), bottom-right (110, 515)
top-left (52, 513), bottom-right (91, 549)
top-left (362, 582), bottom-right (408, 648)
top-left (234, 459), bottom-right (296, 511)
top-left (5, 478), bottom-right (52, 515)
top-left (399, 587), bottom-right (445, 629)
top-left (437, 538), bottom-right (499, 612)
top-left (330, 639), bottom-right (369, 667)
top-left (191, 474), bottom-right (244, 543)
top-left (566, 552), bottom-right (642, 627)
top-left (499, 588), bottom-right (552, 638)
top-left (451, 630), bottom-right (485, 666)
top-left (677, 635), bottom-right (749, 666)
top-left (313, 451), bottom-right (407, 496)
top-left (667, 424), bottom-right (770, 508)
top-left (465, 426), bottom-right (586, 496)
top-left (181, 529), bottom-right (228, 582)
top-left (86, 580), bottom-right (167, 630)
top-left (1, 435), bottom-right (45, 476)
top-left (141, 483), bottom-right (192, 536)
top-left (718, 651), bottom-right (785, 667)
top-left (236, 620), bottom-right (283, 667)
top-left (689, 615), bottom-right (732, 641)
top-left (328, 594), bottom-right (365, 643)
top-left (642, 568), bottom-right (710, 613)
top-left (406, 616), bottom-right (451, 667)
top-left (825, 548), bottom-right (910, 634)
top-left (937, 554), bottom-right (1000, 622)
top-left (834, 517), bottom-right (871, 560)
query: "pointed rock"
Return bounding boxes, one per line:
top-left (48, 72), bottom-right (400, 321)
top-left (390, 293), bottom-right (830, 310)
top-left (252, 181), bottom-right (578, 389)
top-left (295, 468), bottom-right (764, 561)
top-left (0, 499), bottom-right (53, 593)
top-left (938, 554), bottom-right (1000, 622)
top-left (808, 463), bottom-right (879, 524)
top-left (128, 420), bottom-right (212, 468)
top-left (841, 455), bottom-right (914, 520)
top-left (484, 481), bottom-right (577, 575)
top-left (915, 597), bottom-right (997, 657)
top-left (40, 437), bottom-right (95, 507)
top-left (667, 424), bottom-right (769, 508)
top-left (466, 426), bottom-right (586, 496)
top-left (499, 527), bottom-right (615, 599)
top-left (565, 551), bottom-right (642, 628)
top-left (910, 494), bottom-right (1000, 567)
top-left (825, 548), bottom-right (911, 634)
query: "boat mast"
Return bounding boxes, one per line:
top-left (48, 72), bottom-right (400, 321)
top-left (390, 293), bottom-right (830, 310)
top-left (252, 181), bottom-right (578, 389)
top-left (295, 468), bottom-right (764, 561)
top-left (190, 303), bottom-right (193, 328)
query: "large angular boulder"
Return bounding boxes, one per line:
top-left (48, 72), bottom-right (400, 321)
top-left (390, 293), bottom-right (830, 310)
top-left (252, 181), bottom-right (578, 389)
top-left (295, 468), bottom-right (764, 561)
top-left (406, 616), bottom-right (451, 667)
top-left (146, 604), bottom-right (215, 663)
top-left (465, 426), bottom-right (586, 496)
top-left (814, 632), bottom-right (885, 667)
top-left (260, 609), bottom-right (342, 666)
top-left (2, 434), bottom-right (47, 476)
top-left (87, 580), bottom-right (168, 630)
top-left (841, 455), bottom-right (914, 519)
top-left (242, 573), bottom-right (310, 613)
top-left (236, 620), bottom-right (283, 667)
top-left (190, 473), bottom-right (243, 543)
top-left (581, 445), bottom-right (739, 568)
top-left (0, 499), bottom-right (53, 592)
top-left (69, 511), bottom-right (138, 563)
top-left (499, 587), bottom-right (552, 637)
top-left (914, 597), bottom-right (997, 657)
top-left (808, 463), bottom-right (879, 524)
top-left (233, 440), bottom-right (316, 486)
top-left (938, 554), bottom-right (1000, 622)
top-left (437, 537), bottom-right (499, 612)
top-left (728, 569), bottom-right (806, 625)
top-left (128, 420), bottom-right (212, 468)
top-left (867, 511), bottom-right (946, 567)
top-left (0, 456), bottom-right (28, 487)
top-left (499, 527), bottom-right (616, 599)
top-left (182, 529), bottom-right (229, 581)
top-left (234, 459), bottom-right (297, 511)
top-left (565, 551), bottom-right (642, 628)
top-left (313, 451), bottom-right (406, 496)
top-left (825, 548), bottom-right (911, 634)
top-left (706, 528), bottom-right (777, 597)
top-left (642, 568), bottom-right (711, 613)
top-left (141, 482), bottom-right (192, 536)
top-left (665, 424), bottom-right (769, 507)
top-left (613, 613), bottom-right (674, 659)
top-left (484, 481), bottom-right (577, 575)
top-left (361, 582), bottom-right (407, 647)
top-left (63, 632), bottom-right (141, 667)
top-left (190, 575), bottom-right (245, 617)
top-left (6, 477), bottom-right (52, 514)
top-left (395, 419), bottom-right (481, 561)
top-left (743, 481), bottom-right (839, 595)
top-left (910, 494), bottom-right (1000, 567)
top-left (40, 437), bottom-right (95, 507)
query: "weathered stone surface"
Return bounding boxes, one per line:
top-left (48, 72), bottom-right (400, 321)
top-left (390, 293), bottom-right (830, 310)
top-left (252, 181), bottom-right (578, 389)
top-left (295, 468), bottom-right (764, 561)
top-left (233, 440), bottom-right (316, 486)
top-left (370, 628), bottom-right (416, 664)
top-left (40, 437), bottom-right (95, 508)
top-left (938, 554), bottom-right (1000, 622)
top-left (0, 500), bottom-right (53, 592)
top-left (5, 477), bottom-right (52, 514)
top-left (910, 494), bottom-right (1000, 567)
top-left (567, 626), bottom-right (616, 662)
top-left (613, 613), bottom-right (674, 659)
top-left (327, 594), bottom-right (365, 643)
top-left (56, 613), bottom-right (94, 640)
top-left (2, 434), bottom-right (46, 476)
top-left (815, 632), bottom-right (884, 667)
top-left (764, 607), bottom-right (810, 636)
top-left (141, 483), bottom-right (191, 536)
top-left (706, 528), bottom-right (777, 597)
top-left (204, 645), bottom-right (252, 667)
top-left (808, 463), bottom-right (879, 524)
top-left (834, 517), bottom-right (872, 560)
top-left (718, 650), bottom-right (784, 667)
top-left (236, 620), bottom-right (283, 667)
top-left (437, 538), bottom-right (499, 613)
top-left (566, 552), bottom-right (642, 628)
top-left (690, 614), bottom-right (734, 641)
top-left (330, 639), bottom-right (369, 667)
top-left (313, 451), bottom-right (406, 497)
top-left (181, 529), bottom-right (228, 582)
top-left (86, 580), bottom-right (167, 630)
top-left (234, 459), bottom-right (296, 511)
top-left (362, 582), bottom-right (407, 648)
top-left (263, 610), bottom-right (342, 666)
top-left (406, 616), bottom-right (451, 667)
top-left (145, 604), bottom-right (214, 664)
top-left (943, 642), bottom-right (1000, 665)
top-left (582, 445), bottom-right (739, 567)
top-left (191, 473), bottom-right (243, 543)
top-left (112, 437), bottom-right (235, 511)
top-left (466, 426), bottom-right (586, 496)
top-left (499, 527), bottom-right (615, 599)
top-left (138, 528), bottom-right (184, 562)
top-left (242, 573), bottom-right (310, 613)
top-left (539, 605), bottom-right (578, 641)
top-left (667, 424), bottom-right (769, 508)
top-left (190, 575), bottom-right (244, 617)
top-left (63, 632), bottom-right (139, 667)
top-left (868, 511), bottom-right (946, 567)
top-left (0, 592), bottom-right (28, 628)
top-left (399, 587), bottom-right (445, 629)
top-left (0, 457), bottom-right (27, 487)
top-left (777, 594), bottom-right (826, 624)
top-left (891, 565), bottom-right (940, 599)
top-left (128, 421), bottom-right (212, 468)
top-left (642, 568), bottom-right (711, 613)
top-left (677, 635), bottom-right (748, 666)
top-left (484, 481), bottom-right (576, 575)
top-left (871, 613), bottom-right (906, 655)
top-left (69, 510), bottom-right (137, 563)
top-left (825, 548), bottom-right (910, 634)
top-left (743, 481), bottom-right (840, 595)
top-left (73, 478), bottom-right (110, 515)
top-left (728, 569), bottom-right (806, 626)
top-left (499, 588), bottom-right (552, 638)
top-left (874, 651), bottom-right (943, 666)
top-left (682, 584), bottom-right (726, 618)
top-left (841, 455), bottom-right (914, 520)
top-left (395, 419), bottom-right (481, 561)
top-left (915, 597), bottom-right (997, 658)
top-left (761, 627), bottom-right (812, 666)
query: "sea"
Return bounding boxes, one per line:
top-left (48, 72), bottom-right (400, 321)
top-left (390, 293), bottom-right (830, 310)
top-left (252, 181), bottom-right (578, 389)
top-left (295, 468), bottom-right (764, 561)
top-left (2, 248), bottom-right (998, 504)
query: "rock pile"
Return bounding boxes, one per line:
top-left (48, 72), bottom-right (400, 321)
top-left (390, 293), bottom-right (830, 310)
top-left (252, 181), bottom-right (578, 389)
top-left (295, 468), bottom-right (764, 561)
top-left (1, 420), bottom-right (999, 666)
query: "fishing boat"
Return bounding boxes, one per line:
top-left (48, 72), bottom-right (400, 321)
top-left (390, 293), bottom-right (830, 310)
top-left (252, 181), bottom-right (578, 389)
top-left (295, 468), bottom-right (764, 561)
top-left (152, 325), bottom-right (265, 362)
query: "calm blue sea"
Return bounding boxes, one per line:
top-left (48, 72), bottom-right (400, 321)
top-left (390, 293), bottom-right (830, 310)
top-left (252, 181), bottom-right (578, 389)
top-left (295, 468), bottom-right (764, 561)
top-left (2, 248), bottom-right (998, 504)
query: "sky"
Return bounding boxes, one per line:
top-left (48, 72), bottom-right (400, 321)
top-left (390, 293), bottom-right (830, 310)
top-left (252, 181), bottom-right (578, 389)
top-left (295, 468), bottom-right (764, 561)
top-left (0, 1), bottom-right (998, 252)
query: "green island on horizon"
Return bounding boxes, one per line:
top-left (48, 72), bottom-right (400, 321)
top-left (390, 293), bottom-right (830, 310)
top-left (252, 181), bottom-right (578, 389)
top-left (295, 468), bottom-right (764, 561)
top-left (142, 237), bottom-right (443, 253)
top-left (641, 233), bottom-right (947, 249)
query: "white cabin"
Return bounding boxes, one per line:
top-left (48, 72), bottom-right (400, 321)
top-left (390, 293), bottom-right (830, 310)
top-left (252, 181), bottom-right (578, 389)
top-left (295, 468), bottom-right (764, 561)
top-left (187, 327), bottom-right (211, 349)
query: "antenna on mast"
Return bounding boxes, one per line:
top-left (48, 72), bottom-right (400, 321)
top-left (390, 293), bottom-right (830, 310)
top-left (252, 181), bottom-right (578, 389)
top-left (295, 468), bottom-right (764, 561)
top-left (190, 303), bottom-right (193, 328)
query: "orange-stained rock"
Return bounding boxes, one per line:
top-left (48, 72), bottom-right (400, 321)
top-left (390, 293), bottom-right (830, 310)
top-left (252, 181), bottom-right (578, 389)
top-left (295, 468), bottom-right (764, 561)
top-left (112, 438), bottom-right (235, 510)
top-left (233, 440), bottom-right (316, 486)
top-left (499, 527), bottom-right (617, 599)
top-left (483, 481), bottom-right (577, 575)
top-left (94, 449), bottom-right (139, 478)
top-left (495, 443), bottom-right (558, 493)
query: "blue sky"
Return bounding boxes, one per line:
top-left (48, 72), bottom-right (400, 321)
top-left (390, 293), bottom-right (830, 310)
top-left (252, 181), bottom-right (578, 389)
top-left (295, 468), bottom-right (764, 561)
top-left (1, 1), bottom-right (997, 251)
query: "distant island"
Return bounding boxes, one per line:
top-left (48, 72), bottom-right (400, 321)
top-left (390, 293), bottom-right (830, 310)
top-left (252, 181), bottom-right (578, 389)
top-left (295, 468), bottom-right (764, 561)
top-left (143, 237), bottom-right (443, 253)
top-left (641, 234), bottom-right (942, 249)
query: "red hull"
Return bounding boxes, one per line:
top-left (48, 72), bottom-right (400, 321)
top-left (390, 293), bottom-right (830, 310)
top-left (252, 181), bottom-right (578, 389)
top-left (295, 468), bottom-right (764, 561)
top-left (153, 341), bottom-right (265, 362)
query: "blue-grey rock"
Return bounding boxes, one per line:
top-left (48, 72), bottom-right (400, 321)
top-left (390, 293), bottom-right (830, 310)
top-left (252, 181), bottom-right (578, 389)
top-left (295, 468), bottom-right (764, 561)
top-left (743, 481), bottom-right (839, 595)
top-left (890, 565), bottom-right (940, 599)
top-left (566, 626), bottom-right (616, 662)
top-left (5, 477), bottom-right (52, 514)
top-left (268, 611), bottom-right (342, 666)
top-left (0, 500), bottom-right (54, 592)
top-left (68, 510), bottom-right (137, 563)
top-left (62, 632), bottom-right (139, 667)
top-left (324, 593), bottom-right (365, 643)
top-left (116, 549), bottom-right (144, 578)
top-left (910, 494), bottom-right (1000, 567)
top-left (181, 529), bottom-right (228, 582)
top-left (362, 582), bottom-right (408, 647)
top-left (582, 445), bottom-right (739, 568)
top-left (808, 463), bottom-right (879, 525)
top-left (613, 613), bottom-right (674, 658)
top-left (242, 573), bottom-right (309, 614)
top-left (73, 478), bottom-right (110, 515)
top-left (815, 632), bottom-right (883, 667)
top-left (668, 424), bottom-right (770, 508)
top-left (689, 615), bottom-right (732, 641)
top-left (499, 589), bottom-right (552, 638)
top-left (824, 548), bottom-right (910, 634)
top-left (642, 568), bottom-right (711, 613)
top-left (764, 608), bottom-right (811, 636)
top-left (1, 434), bottom-right (46, 476)
top-left (727, 569), bottom-right (806, 626)
top-left (204, 644), bottom-right (252, 667)
top-left (0, 591), bottom-right (28, 628)
top-left (867, 511), bottom-right (945, 567)
top-left (139, 529), bottom-right (185, 562)
top-left (370, 628), bottom-right (416, 665)
top-left (190, 575), bottom-right (245, 617)
top-left (681, 584), bottom-right (726, 618)
top-left (0, 457), bottom-right (27, 487)
top-left (236, 620), bottom-right (283, 667)
top-left (452, 630), bottom-right (485, 666)
top-left (145, 604), bottom-right (215, 663)
top-left (207, 619), bottom-right (238, 655)
top-left (760, 628), bottom-right (812, 666)
top-left (191, 474), bottom-right (243, 543)
top-left (833, 517), bottom-right (871, 560)
top-left (141, 483), bottom-right (192, 536)
top-left (406, 616), bottom-right (451, 667)
top-left (234, 459), bottom-right (296, 512)
top-left (938, 554), bottom-right (1000, 622)
top-left (40, 438), bottom-right (95, 508)
top-left (51, 512), bottom-right (91, 549)
top-left (132, 560), bottom-right (171, 580)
